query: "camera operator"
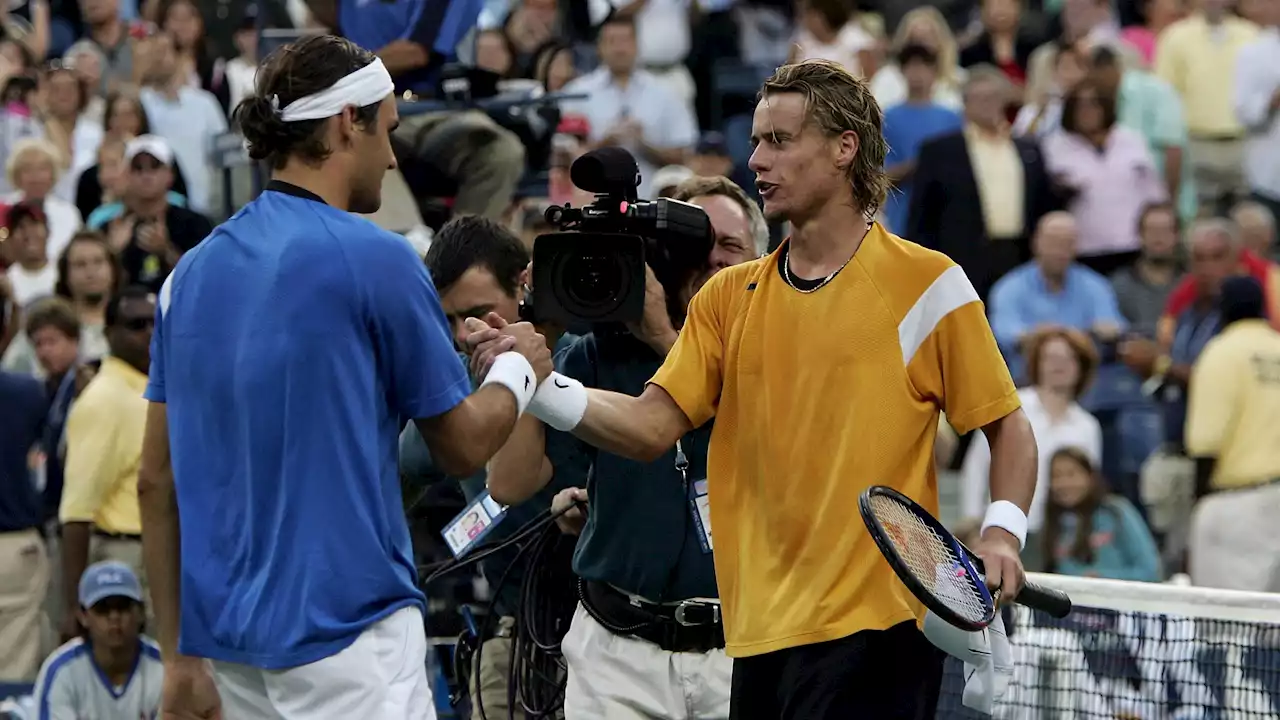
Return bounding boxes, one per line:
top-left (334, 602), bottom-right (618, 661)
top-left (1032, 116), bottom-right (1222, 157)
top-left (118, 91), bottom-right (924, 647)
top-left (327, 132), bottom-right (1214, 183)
top-left (485, 175), bottom-right (767, 720)
top-left (399, 215), bottom-right (575, 720)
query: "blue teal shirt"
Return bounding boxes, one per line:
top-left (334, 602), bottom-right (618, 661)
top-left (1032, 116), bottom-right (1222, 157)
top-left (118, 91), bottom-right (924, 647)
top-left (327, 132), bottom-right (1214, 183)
top-left (881, 102), bottom-right (963, 235)
top-left (1048, 497), bottom-right (1162, 582)
top-left (85, 192), bottom-right (188, 230)
top-left (144, 181), bottom-right (469, 668)
top-left (547, 331), bottom-right (718, 602)
top-left (988, 262), bottom-right (1127, 380)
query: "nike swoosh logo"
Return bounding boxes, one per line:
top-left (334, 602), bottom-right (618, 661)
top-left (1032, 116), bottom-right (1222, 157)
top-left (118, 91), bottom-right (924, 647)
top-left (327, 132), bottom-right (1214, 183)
top-left (554, 379), bottom-right (569, 388)
top-left (524, 376), bottom-right (531, 390)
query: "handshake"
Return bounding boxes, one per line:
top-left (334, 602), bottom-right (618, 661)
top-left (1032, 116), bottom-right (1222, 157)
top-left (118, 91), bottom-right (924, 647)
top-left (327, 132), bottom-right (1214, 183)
top-left (463, 312), bottom-right (589, 433)
top-left (462, 312), bottom-right (554, 383)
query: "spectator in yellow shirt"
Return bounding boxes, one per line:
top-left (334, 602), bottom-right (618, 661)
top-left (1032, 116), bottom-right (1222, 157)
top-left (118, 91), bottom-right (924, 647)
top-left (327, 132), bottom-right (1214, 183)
top-left (58, 286), bottom-right (155, 642)
top-left (1185, 276), bottom-right (1280, 591)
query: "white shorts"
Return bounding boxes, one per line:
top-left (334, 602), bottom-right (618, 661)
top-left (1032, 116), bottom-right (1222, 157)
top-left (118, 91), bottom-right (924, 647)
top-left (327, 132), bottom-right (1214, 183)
top-left (211, 605), bottom-right (437, 720)
top-left (562, 604), bottom-right (732, 720)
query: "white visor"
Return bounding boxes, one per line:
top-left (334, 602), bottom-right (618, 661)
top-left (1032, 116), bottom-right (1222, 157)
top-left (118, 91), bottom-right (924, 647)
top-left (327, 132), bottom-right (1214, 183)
top-left (276, 58), bottom-right (395, 122)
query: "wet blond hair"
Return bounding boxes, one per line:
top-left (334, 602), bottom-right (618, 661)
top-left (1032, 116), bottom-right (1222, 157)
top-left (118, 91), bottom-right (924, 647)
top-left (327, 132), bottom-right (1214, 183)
top-left (760, 59), bottom-right (889, 217)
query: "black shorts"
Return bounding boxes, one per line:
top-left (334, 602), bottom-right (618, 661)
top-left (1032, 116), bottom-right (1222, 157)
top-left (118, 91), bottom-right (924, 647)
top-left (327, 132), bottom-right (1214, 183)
top-left (728, 621), bottom-right (946, 720)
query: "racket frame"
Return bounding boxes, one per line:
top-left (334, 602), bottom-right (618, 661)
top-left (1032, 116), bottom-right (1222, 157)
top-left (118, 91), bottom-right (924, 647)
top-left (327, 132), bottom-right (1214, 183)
top-left (859, 485), bottom-right (996, 631)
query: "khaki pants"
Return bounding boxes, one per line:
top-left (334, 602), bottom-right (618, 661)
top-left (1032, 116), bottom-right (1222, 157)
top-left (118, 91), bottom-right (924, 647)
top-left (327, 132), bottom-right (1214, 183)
top-left (0, 528), bottom-right (49, 681)
top-left (1189, 483), bottom-right (1280, 592)
top-left (1188, 137), bottom-right (1247, 216)
top-left (90, 534), bottom-right (154, 630)
top-left (470, 616), bottom-right (525, 720)
top-left (394, 110), bottom-right (526, 221)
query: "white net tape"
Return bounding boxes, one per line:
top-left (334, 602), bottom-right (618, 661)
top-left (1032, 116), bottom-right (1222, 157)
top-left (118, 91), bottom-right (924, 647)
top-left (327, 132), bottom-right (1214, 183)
top-left (934, 574), bottom-right (1280, 719)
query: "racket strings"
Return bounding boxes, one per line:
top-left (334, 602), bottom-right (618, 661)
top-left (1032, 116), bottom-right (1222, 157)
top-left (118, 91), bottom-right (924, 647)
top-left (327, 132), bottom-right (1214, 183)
top-left (869, 496), bottom-right (989, 624)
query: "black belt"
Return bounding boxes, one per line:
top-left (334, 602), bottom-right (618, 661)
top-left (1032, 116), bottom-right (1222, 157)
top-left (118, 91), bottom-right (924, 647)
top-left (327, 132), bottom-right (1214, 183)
top-left (93, 529), bottom-right (141, 541)
top-left (579, 579), bottom-right (725, 653)
top-left (1190, 134), bottom-right (1243, 143)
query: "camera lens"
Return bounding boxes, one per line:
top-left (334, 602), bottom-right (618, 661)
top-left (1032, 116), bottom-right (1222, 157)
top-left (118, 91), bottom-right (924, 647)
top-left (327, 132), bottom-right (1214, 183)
top-left (555, 250), bottom-right (630, 319)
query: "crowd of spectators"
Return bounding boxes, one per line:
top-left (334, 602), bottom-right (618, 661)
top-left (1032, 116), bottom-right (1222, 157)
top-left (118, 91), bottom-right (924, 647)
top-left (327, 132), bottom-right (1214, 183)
top-left (2, 0), bottom-right (1280, 715)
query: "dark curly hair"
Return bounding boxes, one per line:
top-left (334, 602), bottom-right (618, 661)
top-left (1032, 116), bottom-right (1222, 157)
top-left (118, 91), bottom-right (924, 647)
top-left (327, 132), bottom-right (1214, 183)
top-left (233, 35), bottom-right (381, 170)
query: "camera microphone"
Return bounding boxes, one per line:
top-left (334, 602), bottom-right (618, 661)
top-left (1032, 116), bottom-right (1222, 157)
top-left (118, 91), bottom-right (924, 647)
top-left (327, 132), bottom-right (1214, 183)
top-left (569, 147), bottom-right (641, 200)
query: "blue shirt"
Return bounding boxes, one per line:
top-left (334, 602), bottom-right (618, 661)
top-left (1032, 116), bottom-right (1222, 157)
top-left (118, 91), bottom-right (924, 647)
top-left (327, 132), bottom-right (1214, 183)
top-left (548, 332), bottom-right (719, 601)
top-left (1048, 496), bottom-right (1162, 582)
top-left (145, 181), bottom-right (470, 668)
top-left (339, 0), bottom-right (485, 94)
top-left (1162, 306), bottom-right (1221, 447)
top-left (0, 370), bottom-right (46, 532)
top-left (988, 262), bottom-right (1127, 380)
top-left (881, 102), bottom-right (962, 235)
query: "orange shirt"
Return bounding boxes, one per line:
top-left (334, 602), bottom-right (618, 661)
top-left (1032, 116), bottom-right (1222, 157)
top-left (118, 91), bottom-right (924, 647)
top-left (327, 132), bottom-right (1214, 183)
top-left (649, 224), bottom-right (1020, 657)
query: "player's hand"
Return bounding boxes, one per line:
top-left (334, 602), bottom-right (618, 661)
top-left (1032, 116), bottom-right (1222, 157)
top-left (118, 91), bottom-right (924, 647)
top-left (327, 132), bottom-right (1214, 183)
top-left (626, 265), bottom-right (678, 356)
top-left (974, 528), bottom-right (1024, 604)
top-left (161, 656), bottom-right (223, 719)
top-left (465, 313), bottom-right (551, 382)
top-left (551, 487), bottom-right (588, 536)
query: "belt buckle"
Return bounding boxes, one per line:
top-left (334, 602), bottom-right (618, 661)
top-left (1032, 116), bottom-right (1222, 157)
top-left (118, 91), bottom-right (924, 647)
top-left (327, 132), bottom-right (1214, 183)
top-left (673, 600), bottom-right (720, 627)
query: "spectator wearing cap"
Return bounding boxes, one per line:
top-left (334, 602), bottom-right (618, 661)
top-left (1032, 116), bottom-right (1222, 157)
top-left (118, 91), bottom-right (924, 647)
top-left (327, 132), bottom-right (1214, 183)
top-left (3, 202), bottom-right (55, 307)
top-left (33, 561), bottom-right (163, 718)
top-left (1155, 0), bottom-right (1258, 217)
top-left (0, 368), bottom-right (49, 682)
top-left (58, 286), bottom-right (156, 643)
top-left (86, 135), bottom-right (212, 294)
top-left (881, 43), bottom-right (962, 235)
top-left (561, 15), bottom-right (698, 200)
top-left (687, 132), bottom-right (733, 181)
top-left (4, 138), bottom-right (86, 262)
top-left (136, 31), bottom-right (228, 215)
top-left (1185, 276), bottom-right (1280, 592)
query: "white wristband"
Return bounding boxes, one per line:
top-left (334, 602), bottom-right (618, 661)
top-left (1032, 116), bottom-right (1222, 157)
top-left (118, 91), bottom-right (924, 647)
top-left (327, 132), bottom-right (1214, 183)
top-left (980, 501), bottom-right (1028, 550)
top-left (527, 372), bottom-right (588, 432)
top-left (480, 352), bottom-right (537, 416)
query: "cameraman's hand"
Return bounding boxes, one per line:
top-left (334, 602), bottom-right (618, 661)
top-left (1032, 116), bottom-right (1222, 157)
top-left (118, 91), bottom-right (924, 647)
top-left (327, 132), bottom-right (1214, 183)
top-left (551, 487), bottom-right (588, 536)
top-left (465, 313), bottom-right (552, 382)
top-left (626, 266), bottom-right (679, 356)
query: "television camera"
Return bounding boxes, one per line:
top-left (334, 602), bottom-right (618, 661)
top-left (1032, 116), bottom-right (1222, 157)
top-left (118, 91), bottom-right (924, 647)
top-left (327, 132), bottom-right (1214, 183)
top-left (523, 147), bottom-right (715, 326)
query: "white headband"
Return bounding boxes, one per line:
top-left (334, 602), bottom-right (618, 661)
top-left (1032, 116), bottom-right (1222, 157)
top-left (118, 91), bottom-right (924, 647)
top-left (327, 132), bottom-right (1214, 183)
top-left (274, 58), bottom-right (395, 122)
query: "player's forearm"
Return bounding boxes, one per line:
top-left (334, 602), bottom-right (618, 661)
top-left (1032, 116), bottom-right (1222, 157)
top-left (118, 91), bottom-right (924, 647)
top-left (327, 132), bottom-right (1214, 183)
top-left (417, 385), bottom-right (519, 478)
top-left (573, 388), bottom-right (679, 463)
top-left (138, 464), bottom-right (183, 658)
top-left (60, 522), bottom-right (91, 615)
top-left (982, 408), bottom-right (1037, 519)
top-left (486, 414), bottom-right (552, 506)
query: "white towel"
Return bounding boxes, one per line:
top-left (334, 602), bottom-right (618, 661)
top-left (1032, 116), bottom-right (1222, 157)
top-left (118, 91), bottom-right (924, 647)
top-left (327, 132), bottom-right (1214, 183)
top-left (922, 609), bottom-right (1014, 714)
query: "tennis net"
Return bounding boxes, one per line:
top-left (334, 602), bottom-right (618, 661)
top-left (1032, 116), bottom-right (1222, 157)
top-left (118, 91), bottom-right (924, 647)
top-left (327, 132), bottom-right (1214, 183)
top-left (935, 572), bottom-right (1280, 719)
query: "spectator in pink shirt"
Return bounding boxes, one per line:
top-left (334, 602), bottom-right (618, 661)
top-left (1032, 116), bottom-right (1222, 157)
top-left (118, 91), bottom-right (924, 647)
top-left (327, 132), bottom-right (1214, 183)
top-left (1120, 0), bottom-right (1186, 68)
top-left (1042, 78), bottom-right (1168, 276)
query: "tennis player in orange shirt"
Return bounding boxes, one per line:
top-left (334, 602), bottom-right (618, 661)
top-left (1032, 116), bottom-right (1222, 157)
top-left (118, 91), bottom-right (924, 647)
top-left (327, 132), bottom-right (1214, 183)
top-left (468, 60), bottom-right (1039, 719)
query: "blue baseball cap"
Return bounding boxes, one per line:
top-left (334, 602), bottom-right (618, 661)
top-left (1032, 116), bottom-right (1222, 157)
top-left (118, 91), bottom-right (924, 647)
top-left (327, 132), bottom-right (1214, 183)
top-left (79, 561), bottom-right (143, 608)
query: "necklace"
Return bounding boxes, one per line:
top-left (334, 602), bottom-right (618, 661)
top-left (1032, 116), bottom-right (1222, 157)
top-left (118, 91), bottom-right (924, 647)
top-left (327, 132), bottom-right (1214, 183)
top-left (782, 221), bottom-right (872, 294)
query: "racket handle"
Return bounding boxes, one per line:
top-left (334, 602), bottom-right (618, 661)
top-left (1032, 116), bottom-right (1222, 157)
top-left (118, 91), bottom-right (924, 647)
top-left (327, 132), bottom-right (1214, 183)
top-left (1018, 582), bottom-right (1073, 618)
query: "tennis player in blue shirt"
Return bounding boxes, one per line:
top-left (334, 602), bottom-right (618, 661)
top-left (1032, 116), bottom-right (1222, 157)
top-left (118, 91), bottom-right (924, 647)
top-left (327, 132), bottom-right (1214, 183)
top-left (137, 35), bottom-right (553, 720)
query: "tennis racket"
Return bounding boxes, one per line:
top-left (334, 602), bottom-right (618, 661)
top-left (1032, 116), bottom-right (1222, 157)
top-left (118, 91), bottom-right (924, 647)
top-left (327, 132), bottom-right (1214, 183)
top-left (859, 485), bottom-right (1072, 631)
